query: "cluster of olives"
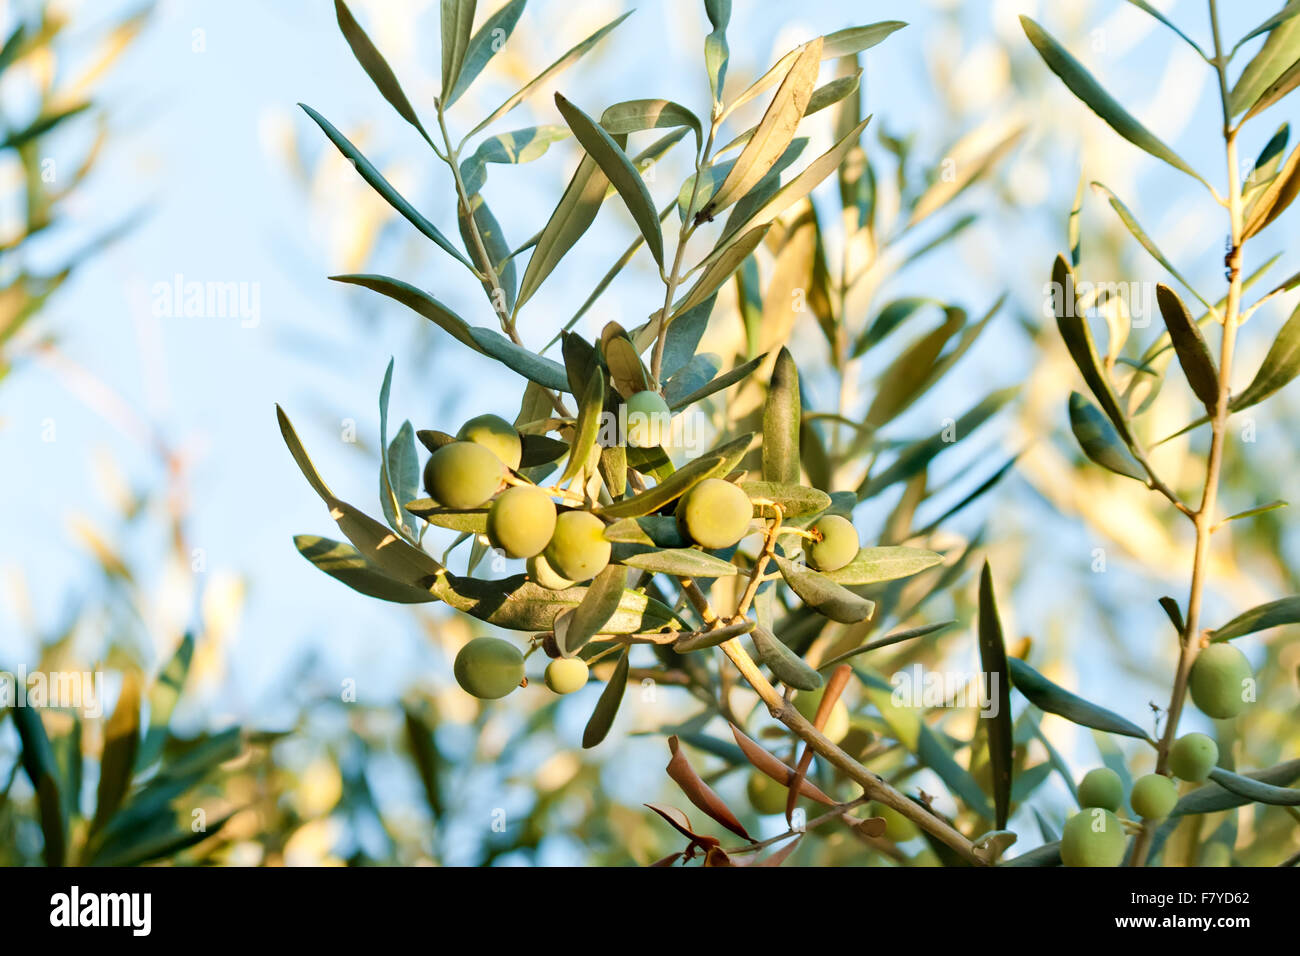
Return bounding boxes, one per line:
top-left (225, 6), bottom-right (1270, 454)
top-left (1061, 732), bottom-right (1221, 866)
top-left (429, 396), bottom-right (863, 702)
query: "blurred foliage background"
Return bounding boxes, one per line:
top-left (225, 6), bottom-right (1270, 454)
top-left (0, 0), bottom-right (1297, 866)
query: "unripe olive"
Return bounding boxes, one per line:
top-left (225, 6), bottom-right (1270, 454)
top-left (676, 478), bottom-right (752, 550)
top-left (452, 637), bottom-right (524, 700)
top-left (624, 390), bottom-right (671, 449)
top-left (424, 441), bottom-right (505, 509)
top-left (457, 413), bottom-right (522, 471)
top-left (527, 552), bottom-right (574, 591)
top-left (1077, 767), bottom-right (1124, 811)
top-left (1130, 773), bottom-right (1178, 820)
top-left (805, 514), bottom-right (859, 572)
top-left (1169, 732), bottom-right (1219, 782)
top-left (746, 771), bottom-right (790, 815)
top-left (792, 687), bottom-right (851, 744)
top-left (1060, 809), bottom-right (1127, 867)
top-left (487, 485), bottom-right (557, 559)
top-left (1189, 643), bottom-right (1253, 720)
top-left (544, 510), bottom-right (611, 582)
top-left (544, 657), bottom-right (589, 695)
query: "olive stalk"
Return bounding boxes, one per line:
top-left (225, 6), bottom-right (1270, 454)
top-left (1129, 0), bottom-right (1244, 867)
top-left (434, 100), bottom-right (573, 420)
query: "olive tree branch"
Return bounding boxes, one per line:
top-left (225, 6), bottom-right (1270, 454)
top-left (1130, 0), bottom-right (1244, 866)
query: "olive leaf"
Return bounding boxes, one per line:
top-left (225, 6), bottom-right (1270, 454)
top-left (435, 572), bottom-right (680, 634)
top-left (11, 706), bottom-right (63, 865)
top-left (294, 535), bottom-right (438, 604)
top-left (1170, 759), bottom-right (1300, 816)
top-left (706, 38), bottom-right (822, 216)
top-left (91, 671), bottom-right (141, 834)
top-left (666, 736), bottom-right (752, 841)
top-left (669, 352), bottom-right (767, 410)
top-left (600, 98), bottom-right (702, 147)
top-left (466, 10), bottom-right (631, 139)
top-left (1067, 391), bottom-right (1146, 481)
top-left (1020, 16), bottom-right (1207, 187)
top-left (1050, 255), bottom-right (1134, 446)
top-left (554, 93), bottom-right (664, 268)
top-left (701, 117), bottom-right (871, 271)
top-left (1242, 141), bottom-right (1300, 238)
top-left (977, 562), bottom-right (1013, 831)
top-left (515, 147), bottom-right (620, 311)
top-left (560, 566), bottom-right (628, 656)
top-left (331, 274), bottom-right (481, 353)
top-left (603, 515), bottom-right (685, 547)
top-left (458, 125), bottom-right (570, 195)
top-left (1210, 596), bottom-right (1300, 642)
top-left (820, 546), bottom-right (943, 586)
top-left (137, 633), bottom-right (194, 771)
top-left (598, 434), bottom-right (752, 519)
top-left (439, 0), bottom-right (477, 99)
top-left (334, 0), bottom-right (434, 146)
top-left (749, 624), bottom-right (823, 691)
top-left (468, 326), bottom-right (570, 391)
top-left (739, 481), bottom-right (829, 518)
top-left (1155, 284), bottom-right (1218, 410)
top-left (1229, 300), bottom-right (1300, 410)
top-left (1008, 657), bottom-right (1152, 742)
top-left (1092, 183), bottom-right (1214, 312)
top-left (583, 648), bottom-right (630, 748)
top-left (762, 347), bottom-right (801, 483)
top-left (1207, 766), bottom-right (1300, 806)
top-left (300, 105), bottom-right (471, 269)
top-left (619, 548), bottom-right (739, 578)
top-left (727, 723), bottom-right (836, 805)
top-left (444, 0), bottom-right (525, 107)
top-left (675, 223), bottom-right (770, 317)
top-left (559, 372), bottom-right (604, 485)
top-left (772, 554), bottom-right (874, 624)
top-left (1230, 8), bottom-right (1300, 116)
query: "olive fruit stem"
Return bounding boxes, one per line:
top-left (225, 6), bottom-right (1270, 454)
top-left (736, 504), bottom-right (783, 618)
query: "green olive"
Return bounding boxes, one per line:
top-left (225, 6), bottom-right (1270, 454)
top-left (792, 687), bottom-right (851, 743)
top-left (527, 552), bottom-right (574, 591)
top-left (1169, 732), bottom-right (1219, 782)
top-left (747, 771), bottom-right (790, 815)
top-left (457, 413), bottom-right (522, 471)
top-left (1130, 773), bottom-right (1178, 820)
top-left (675, 478), bottom-right (752, 550)
top-left (805, 514), bottom-right (859, 572)
top-left (424, 441), bottom-right (505, 509)
top-left (1077, 767), bottom-right (1124, 811)
top-left (1189, 643), bottom-right (1253, 720)
top-left (1060, 809), bottom-right (1127, 867)
top-left (624, 390), bottom-right (672, 449)
top-left (487, 485), bottom-right (557, 559)
top-left (452, 637), bottom-right (524, 700)
top-left (544, 657), bottom-right (590, 695)
top-left (544, 510), bottom-right (611, 582)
